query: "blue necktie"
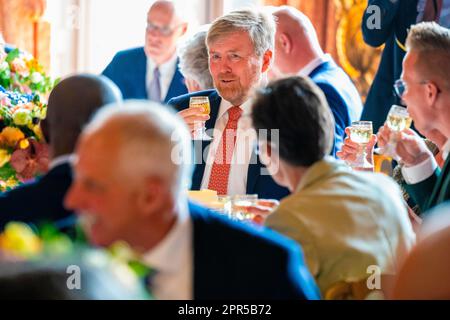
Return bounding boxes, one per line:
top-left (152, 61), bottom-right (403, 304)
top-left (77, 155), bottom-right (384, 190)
top-left (149, 67), bottom-right (161, 102)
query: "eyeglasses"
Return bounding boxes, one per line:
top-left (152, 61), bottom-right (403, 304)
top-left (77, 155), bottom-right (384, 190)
top-left (146, 22), bottom-right (181, 37)
top-left (393, 79), bottom-right (440, 99)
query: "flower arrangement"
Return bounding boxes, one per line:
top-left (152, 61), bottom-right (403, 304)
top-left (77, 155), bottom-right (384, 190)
top-left (0, 86), bottom-right (49, 189)
top-left (0, 47), bottom-right (56, 191)
top-left (0, 48), bottom-right (56, 96)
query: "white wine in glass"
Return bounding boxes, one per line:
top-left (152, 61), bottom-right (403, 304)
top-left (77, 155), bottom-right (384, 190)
top-left (382, 105), bottom-right (412, 159)
top-left (349, 121), bottom-right (373, 171)
top-left (189, 96), bottom-right (211, 140)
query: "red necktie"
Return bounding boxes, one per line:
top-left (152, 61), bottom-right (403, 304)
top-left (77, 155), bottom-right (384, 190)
top-left (208, 106), bottom-right (243, 195)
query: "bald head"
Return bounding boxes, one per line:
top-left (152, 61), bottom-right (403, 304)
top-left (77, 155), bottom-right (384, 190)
top-left (271, 6), bottom-right (324, 76)
top-left (145, 0), bottom-right (188, 65)
top-left (81, 101), bottom-right (192, 195)
top-left (46, 74), bottom-right (122, 159)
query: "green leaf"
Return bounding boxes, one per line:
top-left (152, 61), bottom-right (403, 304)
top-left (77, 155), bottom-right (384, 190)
top-left (0, 162), bottom-right (16, 181)
top-left (5, 49), bottom-right (20, 63)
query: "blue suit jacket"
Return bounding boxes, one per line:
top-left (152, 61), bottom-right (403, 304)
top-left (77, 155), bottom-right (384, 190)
top-left (189, 201), bottom-right (320, 299)
top-left (309, 59), bottom-right (363, 156)
top-left (361, 0), bottom-right (419, 130)
top-left (0, 162), bottom-right (74, 230)
top-left (168, 90), bottom-right (290, 200)
top-left (101, 47), bottom-right (188, 102)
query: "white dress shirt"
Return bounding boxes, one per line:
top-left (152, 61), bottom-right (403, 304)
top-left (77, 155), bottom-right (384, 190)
top-left (200, 99), bottom-right (257, 196)
top-left (146, 53), bottom-right (178, 101)
top-left (297, 54), bottom-right (332, 77)
top-left (49, 154), bottom-right (73, 170)
top-left (142, 202), bottom-right (193, 300)
top-left (401, 139), bottom-right (450, 185)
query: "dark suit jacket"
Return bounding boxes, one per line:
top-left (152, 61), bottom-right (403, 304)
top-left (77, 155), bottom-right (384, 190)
top-left (101, 47), bottom-right (188, 102)
top-left (189, 201), bottom-right (320, 299)
top-left (168, 90), bottom-right (290, 200)
top-left (405, 155), bottom-right (450, 214)
top-left (309, 59), bottom-right (363, 156)
top-left (0, 162), bottom-right (74, 229)
top-left (361, 0), bottom-right (419, 130)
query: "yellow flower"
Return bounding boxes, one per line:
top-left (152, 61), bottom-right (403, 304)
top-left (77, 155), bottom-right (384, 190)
top-left (0, 222), bottom-right (42, 258)
top-left (31, 124), bottom-right (44, 141)
top-left (0, 148), bottom-right (11, 167)
top-left (19, 139), bottom-right (30, 149)
top-left (0, 127), bottom-right (25, 147)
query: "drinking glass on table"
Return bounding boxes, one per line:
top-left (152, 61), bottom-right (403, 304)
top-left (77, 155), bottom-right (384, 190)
top-left (189, 96), bottom-right (211, 140)
top-left (230, 194), bottom-right (258, 222)
top-left (378, 105), bottom-right (412, 160)
top-left (349, 121), bottom-right (374, 171)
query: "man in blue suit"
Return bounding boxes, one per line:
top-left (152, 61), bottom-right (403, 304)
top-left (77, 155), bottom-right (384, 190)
top-left (271, 6), bottom-right (363, 156)
top-left (169, 9), bottom-right (289, 200)
top-left (0, 74), bottom-right (122, 230)
top-left (64, 100), bottom-right (320, 300)
top-left (102, 0), bottom-right (188, 102)
top-left (361, 0), bottom-right (450, 131)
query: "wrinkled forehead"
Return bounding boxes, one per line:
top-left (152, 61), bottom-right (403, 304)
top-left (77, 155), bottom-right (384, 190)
top-left (207, 31), bottom-right (256, 53)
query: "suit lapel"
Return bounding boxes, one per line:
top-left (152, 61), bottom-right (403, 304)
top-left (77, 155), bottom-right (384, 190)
top-left (164, 61), bottom-right (188, 103)
top-left (246, 149), bottom-right (261, 195)
top-left (136, 48), bottom-right (148, 99)
top-left (428, 155), bottom-right (450, 209)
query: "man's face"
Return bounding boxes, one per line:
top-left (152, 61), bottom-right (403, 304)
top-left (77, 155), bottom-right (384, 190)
top-left (208, 31), bottom-right (271, 106)
top-left (64, 134), bottom-right (142, 247)
top-left (145, 5), bottom-right (185, 64)
top-left (401, 51), bottom-right (437, 133)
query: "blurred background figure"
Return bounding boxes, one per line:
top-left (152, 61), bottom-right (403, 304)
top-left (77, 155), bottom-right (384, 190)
top-left (251, 76), bottom-right (415, 299)
top-left (102, 0), bottom-right (188, 102)
top-left (178, 25), bottom-right (214, 92)
top-left (361, 0), bottom-right (450, 131)
top-left (270, 6), bottom-right (363, 157)
top-left (0, 259), bottom-right (148, 299)
top-left (0, 74), bottom-right (122, 230)
top-left (392, 202), bottom-right (450, 299)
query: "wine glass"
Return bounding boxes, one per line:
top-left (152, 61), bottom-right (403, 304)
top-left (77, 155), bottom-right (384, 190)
top-left (189, 96), bottom-right (211, 140)
top-left (349, 121), bottom-right (374, 171)
top-left (230, 194), bottom-right (258, 222)
top-left (379, 105), bottom-right (412, 160)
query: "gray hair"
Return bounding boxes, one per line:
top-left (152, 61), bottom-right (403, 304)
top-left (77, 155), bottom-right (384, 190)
top-left (83, 101), bottom-right (193, 197)
top-left (206, 8), bottom-right (276, 57)
top-left (178, 29), bottom-right (214, 89)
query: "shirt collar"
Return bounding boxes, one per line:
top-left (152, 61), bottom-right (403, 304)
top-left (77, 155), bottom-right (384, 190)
top-left (147, 52), bottom-right (178, 75)
top-left (297, 54), bottom-right (331, 77)
top-left (217, 98), bottom-right (253, 120)
top-left (141, 201), bottom-right (191, 273)
top-left (442, 139), bottom-right (450, 161)
top-left (295, 156), bottom-right (342, 193)
top-left (49, 154), bottom-right (73, 170)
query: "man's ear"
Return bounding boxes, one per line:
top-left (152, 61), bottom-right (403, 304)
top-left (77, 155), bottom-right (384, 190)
top-left (279, 33), bottom-right (291, 54)
top-left (262, 49), bottom-right (273, 73)
top-left (427, 82), bottom-right (440, 110)
top-left (179, 22), bottom-right (188, 37)
top-left (137, 177), bottom-right (172, 218)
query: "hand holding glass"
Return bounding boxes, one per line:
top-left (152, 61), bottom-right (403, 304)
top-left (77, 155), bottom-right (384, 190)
top-left (189, 96), bottom-right (211, 140)
top-left (379, 105), bottom-right (412, 160)
top-left (349, 121), bottom-right (374, 171)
